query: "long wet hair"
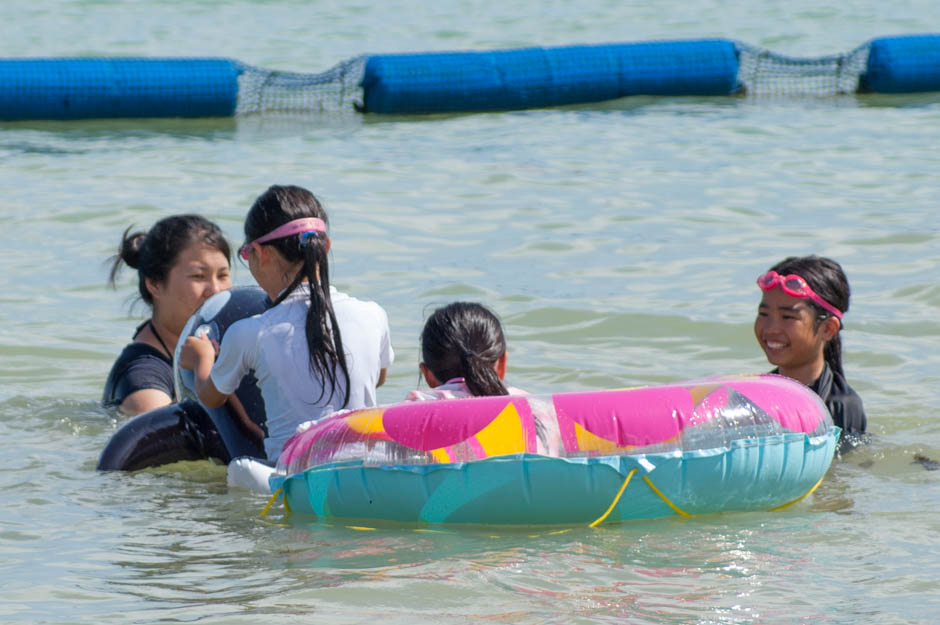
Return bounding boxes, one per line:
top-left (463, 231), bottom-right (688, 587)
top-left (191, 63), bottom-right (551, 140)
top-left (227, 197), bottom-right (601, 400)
top-left (108, 214), bottom-right (231, 307)
top-left (769, 255), bottom-right (850, 378)
top-left (420, 302), bottom-right (509, 397)
top-left (245, 185), bottom-right (350, 407)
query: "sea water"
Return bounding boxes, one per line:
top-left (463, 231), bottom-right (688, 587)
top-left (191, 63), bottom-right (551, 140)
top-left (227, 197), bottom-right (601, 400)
top-left (0, 1), bottom-right (938, 623)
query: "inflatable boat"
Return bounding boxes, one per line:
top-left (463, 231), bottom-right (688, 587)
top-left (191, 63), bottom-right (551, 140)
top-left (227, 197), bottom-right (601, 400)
top-left (270, 375), bottom-right (838, 525)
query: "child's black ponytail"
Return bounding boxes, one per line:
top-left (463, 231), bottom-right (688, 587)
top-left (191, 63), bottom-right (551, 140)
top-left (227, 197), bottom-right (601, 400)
top-left (245, 185), bottom-right (350, 407)
top-left (769, 255), bottom-right (850, 378)
top-left (421, 302), bottom-right (509, 397)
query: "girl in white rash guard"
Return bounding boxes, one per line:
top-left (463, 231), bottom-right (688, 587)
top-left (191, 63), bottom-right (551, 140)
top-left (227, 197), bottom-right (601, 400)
top-left (180, 185), bottom-right (393, 465)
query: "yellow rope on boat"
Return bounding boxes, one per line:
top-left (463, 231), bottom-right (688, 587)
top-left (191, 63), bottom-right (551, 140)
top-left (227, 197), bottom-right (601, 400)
top-left (642, 475), bottom-right (691, 518)
top-left (589, 468), bottom-right (637, 527)
top-left (768, 475), bottom-right (826, 511)
top-left (261, 488), bottom-right (284, 518)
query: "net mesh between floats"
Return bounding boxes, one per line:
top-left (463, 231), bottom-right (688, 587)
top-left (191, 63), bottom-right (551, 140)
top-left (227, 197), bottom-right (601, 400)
top-left (735, 42), bottom-right (870, 96)
top-left (235, 56), bottom-right (367, 116)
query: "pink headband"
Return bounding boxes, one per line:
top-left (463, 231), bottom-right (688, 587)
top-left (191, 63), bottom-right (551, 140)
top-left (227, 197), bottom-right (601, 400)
top-left (252, 218), bottom-right (326, 245)
top-left (238, 217), bottom-right (327, 261)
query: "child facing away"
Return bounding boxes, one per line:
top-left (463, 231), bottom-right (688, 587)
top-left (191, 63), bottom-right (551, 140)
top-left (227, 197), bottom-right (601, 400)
top-left (753, 255), bottom-right (866, 442)
top-left (407, 301), bottom-right (525, 401)
top-left (179, 185), bottom-right (394, 465)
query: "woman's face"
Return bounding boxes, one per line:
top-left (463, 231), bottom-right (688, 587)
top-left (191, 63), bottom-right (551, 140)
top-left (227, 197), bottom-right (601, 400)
top-left (754, 287), bottom-right (829, 372)
top-left (147, 242), bottom-right (231, 334)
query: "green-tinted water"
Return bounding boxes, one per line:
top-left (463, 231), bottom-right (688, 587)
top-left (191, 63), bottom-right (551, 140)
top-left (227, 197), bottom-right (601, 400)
top-left (1, 2), bottom-right (939, 623)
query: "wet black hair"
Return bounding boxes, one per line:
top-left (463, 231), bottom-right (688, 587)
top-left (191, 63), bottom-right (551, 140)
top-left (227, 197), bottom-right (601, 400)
top-left (768, 255), bottom-right (850, 377)
top-left (108, 214), bottom-right (231, 307)
top-left (245, 185), bottom-right (350, 408)
top-left (420, 302), bottom-right (509, 397)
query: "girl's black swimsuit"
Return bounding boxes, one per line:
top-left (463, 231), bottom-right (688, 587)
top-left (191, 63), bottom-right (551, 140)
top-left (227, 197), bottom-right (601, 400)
top-left (772, 363), bottom-right (867, 449)
top-left (808, 362), bottom-right (867, 436)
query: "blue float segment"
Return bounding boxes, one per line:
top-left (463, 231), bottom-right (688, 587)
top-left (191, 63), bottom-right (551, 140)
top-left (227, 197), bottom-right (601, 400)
top-left (361, 39), bottom-right (740, 114)
top-left (0, 58), bottom-right (241, 121)
top-left (860, 35), bottom-right (940, 93)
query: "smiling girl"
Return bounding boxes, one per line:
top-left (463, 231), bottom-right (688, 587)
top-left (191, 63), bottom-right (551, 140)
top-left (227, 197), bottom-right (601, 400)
top-left (754, 255), bottom-right (866, 440)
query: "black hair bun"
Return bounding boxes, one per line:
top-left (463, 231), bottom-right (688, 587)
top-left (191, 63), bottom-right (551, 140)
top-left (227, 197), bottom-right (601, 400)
top-left (119, 228), bottom-right (147, 269)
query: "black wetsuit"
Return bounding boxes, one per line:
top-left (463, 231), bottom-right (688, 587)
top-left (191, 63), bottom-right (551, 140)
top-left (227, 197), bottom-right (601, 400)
top-left (773, 363), bottom-right (866, 438)
top-left (102, 343), bottom-right (174, 407)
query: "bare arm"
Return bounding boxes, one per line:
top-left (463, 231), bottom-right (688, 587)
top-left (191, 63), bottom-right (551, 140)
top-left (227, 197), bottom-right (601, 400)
top-left (119, 388), bottom-right (173, 416)
top-left (225, 392), bottom-right (265, 443)
top-left (377, 368), bottom-right (387, 388)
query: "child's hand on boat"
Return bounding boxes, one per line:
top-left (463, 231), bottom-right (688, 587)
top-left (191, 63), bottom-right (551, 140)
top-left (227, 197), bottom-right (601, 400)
top-left (179, 333), bottom-right (216, 371)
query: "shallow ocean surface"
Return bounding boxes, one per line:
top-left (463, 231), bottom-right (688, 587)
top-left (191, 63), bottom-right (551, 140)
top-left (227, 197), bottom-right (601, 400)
top-left (1, 1), bottom-right (939, 623)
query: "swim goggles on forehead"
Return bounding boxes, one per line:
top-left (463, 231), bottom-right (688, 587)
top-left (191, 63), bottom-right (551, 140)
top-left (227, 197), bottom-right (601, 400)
top-left (757, 270), bottom-right (843, 319)
top-left (238, 217), bottom-right (327, 260)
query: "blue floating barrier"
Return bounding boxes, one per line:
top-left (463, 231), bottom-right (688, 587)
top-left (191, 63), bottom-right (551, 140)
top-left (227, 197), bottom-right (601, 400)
top-left (2, 35), bottom-right (940, 121)
top-left (0, 58), bottom-right (241, 121)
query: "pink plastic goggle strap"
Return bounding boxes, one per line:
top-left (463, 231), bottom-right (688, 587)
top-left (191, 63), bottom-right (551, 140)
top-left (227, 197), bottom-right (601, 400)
top-left (757, 271), bottom-right (843, 319)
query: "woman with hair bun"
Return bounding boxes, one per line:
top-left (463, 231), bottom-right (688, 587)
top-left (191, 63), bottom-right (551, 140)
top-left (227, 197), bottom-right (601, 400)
top-left (103, 215), bottom-right (232, 416)
top-left (754, 255), bottom-right (867, 443)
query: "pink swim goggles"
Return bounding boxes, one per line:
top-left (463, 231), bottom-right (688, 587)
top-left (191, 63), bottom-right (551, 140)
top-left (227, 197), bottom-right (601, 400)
top-left (757, 270), bottom-right (843, 319)
top-left (238, 217), bottom-right (326, 260)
